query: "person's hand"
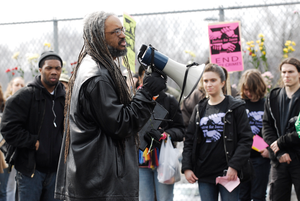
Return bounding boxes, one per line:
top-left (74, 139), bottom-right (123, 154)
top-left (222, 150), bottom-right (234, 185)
top-left (206, 130), bottom-right (221, 142)
top-left (145, 129), bottom-right (162, 142)
top-left (212, 44), bottom-right (222, 50)
top-left (209, 31), bottom-right (222, 40)
top-left (279, 153), bottom-right (292, 164)
top-left (251, 126), bottom-right (260, 134)
top-left (226, 167), bottom-right (238, 181)
top-left (260, 148), bottom-right (270, 158)
top-left (184, 170), bottom-right (198, 183)
top-left (221, 27), bottom-right (238, 38)
top-left (210, 113), bottom-right (223, 124)
top-left (142, 71), bottom-right (166, 97)
top-left (144, 129), bottom-right (164, 148)
top-left (270, 141), bottom-right (279, 154)
top-left (222, 43), bottom-right (236, 52)
top-left (35, 140), bottom-right (40, 151)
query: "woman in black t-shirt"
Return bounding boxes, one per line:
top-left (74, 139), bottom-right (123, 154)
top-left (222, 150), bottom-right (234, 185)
top-left (238, 69), bottom-right (270, 201)
top-left (182, 64), bottom-right (253, 201)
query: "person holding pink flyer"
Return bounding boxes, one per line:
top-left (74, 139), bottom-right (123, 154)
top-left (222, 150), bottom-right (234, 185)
top-left (237, 69), bottom-right (270, 201)
top-left (182, 63), bottom-right (252, 201)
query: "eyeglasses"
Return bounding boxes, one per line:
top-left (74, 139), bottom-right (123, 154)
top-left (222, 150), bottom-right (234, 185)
top-left (106, 27), bottom-right (125, 36)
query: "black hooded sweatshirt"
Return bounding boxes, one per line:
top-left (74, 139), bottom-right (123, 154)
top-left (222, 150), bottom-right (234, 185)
top-left (1, 75), bottom-right (65, 176)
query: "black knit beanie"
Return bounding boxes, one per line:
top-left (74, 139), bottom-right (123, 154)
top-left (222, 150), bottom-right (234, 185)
top-left (38, 51), bottom-right (63, 68)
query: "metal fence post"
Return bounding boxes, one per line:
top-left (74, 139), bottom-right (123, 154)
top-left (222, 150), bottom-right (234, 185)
top-left (53, 18), bottom-right (59, 53)
top-left (219, 6), bottom-right (224, 22)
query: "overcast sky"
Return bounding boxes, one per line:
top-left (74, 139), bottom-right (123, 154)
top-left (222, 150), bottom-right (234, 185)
top-left (0, 0), bottom-right (291, 23)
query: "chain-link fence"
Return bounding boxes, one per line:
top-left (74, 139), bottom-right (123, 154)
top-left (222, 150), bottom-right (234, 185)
top-left (1, 2), bottom-right (300, 92)
top-left (1, 2), bottom-right (300, 200)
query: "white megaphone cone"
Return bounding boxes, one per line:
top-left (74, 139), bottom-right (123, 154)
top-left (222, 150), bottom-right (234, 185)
top-left (138, 44), bottom-right (205, 98)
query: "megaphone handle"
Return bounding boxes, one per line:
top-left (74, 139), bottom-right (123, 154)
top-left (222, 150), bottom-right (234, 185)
top-left (146, 66), bottom-right (152, 73)
top-left (178, 65), bottom-right (192, 103)
top-left (171, 62), bottom-right (202, 121)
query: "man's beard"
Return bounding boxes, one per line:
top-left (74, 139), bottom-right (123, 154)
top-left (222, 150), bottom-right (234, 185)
top-left (108, 41), bottom-right (127, 58)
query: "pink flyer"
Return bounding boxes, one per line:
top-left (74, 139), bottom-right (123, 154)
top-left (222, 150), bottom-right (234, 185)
top-left (252, 134), bottom-right (269, 152)
top-left (208, 21), bottom-right (244, 72)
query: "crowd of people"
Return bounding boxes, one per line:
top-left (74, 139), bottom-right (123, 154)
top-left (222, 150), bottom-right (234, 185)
top-left (0, 10), bottom-right (300, 201)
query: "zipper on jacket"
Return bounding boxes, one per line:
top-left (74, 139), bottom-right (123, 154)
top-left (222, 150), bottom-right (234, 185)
top-left (196, 106), bottom-right (200, 126)
top-left (31, 92), bottom-right (46, 178)
top-left (52, 100), bottom-right (57, 128)
top-left (192, 104), bottom-right (201, 165)
top-left (267, 96), bottom-right (280, 138)
top-left (223, 109), bottom-right (232, 165)
top-left (195, 104), bottom-right (201, 143)
top-left (49, 99), bottom-right (56, 170)
top-left (31, 162), bottom-right (36, 178)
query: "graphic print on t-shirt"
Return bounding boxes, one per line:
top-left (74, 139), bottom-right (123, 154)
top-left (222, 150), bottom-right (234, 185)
top-left (246, 109), bottom-right (264, 135)
top-left (200, 113), bottom-right (225, 143)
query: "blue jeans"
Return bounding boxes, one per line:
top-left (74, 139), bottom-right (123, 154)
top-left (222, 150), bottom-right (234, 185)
top-left (0, 168), bottom-right (9, 201)
top-left (239, 156), bottom-right (270, 201)
top-left (139, 167), bottom-right (174, 201)
top-left (198, 181), bottom-right (240, 201)
top-left (16, 170), bottom-right (60, 201)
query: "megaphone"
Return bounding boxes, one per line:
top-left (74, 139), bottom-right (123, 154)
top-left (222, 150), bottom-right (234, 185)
top-left (137, 44), bottom-right (205, 98)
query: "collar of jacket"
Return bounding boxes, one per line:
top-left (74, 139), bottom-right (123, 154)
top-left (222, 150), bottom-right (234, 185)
top-left (27, 75), bottom-right (65, 101)
top-left (198, 95), bottom-right (245, 111)
top-left (196, 95), bottom-right (245, 127)
top-left (266, 87), bottom-right (297, 138)
top-left (268, 87), bottom-right (281, 102)
top-left (73, 55), bottom-right (107, 96)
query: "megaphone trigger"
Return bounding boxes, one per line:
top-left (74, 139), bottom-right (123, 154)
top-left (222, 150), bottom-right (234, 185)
top-left (158, 70), bottom-right (167, 82)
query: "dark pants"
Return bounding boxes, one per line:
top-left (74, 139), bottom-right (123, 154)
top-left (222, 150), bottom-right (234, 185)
top-left (269, 155), bottom-right (300, 201)
top-left (239, 156), bottom-right (270, 201)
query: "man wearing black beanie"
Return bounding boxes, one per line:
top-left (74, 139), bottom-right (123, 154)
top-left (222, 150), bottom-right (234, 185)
top-left (1, 51), bottom-right (65, 201)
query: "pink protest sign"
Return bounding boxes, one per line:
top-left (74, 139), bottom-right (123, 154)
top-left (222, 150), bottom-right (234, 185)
top-left (208, 21), bottom-right (244, 72)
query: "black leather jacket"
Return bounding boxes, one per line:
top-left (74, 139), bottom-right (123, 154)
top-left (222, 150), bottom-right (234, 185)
top-left (182, 96), bottom-right (253, 174)
top-left (55, 55), bottom-right (156, 201)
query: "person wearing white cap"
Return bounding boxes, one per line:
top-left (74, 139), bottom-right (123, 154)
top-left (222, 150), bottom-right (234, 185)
top-left (59, 73), bottom-right (70, 92)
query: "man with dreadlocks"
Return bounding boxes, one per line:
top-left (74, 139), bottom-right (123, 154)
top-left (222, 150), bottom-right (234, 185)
top-left (54, 11), bottom-right (166, 201)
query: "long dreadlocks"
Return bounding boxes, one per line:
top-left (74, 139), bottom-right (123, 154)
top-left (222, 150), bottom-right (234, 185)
top-left (64, 11), bottom-right (137, 161)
